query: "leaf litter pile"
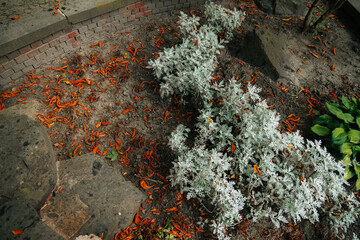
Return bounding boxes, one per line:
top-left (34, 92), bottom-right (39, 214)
top-left (1, 0), bottom-right (360, 239)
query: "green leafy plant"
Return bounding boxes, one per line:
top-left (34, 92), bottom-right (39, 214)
top-left (311, 97), bottom-right (360, 189)
top-left (106, 150), bottom-right (119, 162)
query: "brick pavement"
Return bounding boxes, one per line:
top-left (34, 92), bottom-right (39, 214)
top-left (0, 0), bottom-right (205, 90)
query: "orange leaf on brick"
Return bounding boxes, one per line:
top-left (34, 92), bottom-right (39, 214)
top-left (140, 179), bottom-right (154, 189)
top-left (12, 229), bottom-right (24, 235)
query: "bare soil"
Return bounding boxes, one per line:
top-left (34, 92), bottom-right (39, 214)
top-left (1, 0), bottom-right (360, 239)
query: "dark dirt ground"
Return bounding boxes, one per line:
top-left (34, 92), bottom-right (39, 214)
top-left (1, 0), bottom-right (360, 239)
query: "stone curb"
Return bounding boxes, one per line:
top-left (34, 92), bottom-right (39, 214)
top-left (0, 0), bottom-right (139, 57)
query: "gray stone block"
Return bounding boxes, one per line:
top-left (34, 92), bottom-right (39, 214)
top-left (49, 153), bottom-right (146, 240)
top-left (0, 108), bottom-right (57, 210)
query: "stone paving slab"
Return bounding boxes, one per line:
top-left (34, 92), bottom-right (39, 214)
top-left (40, 153), bottom-right (146, 240)
top-left (61, 0), bottom-right (136, 24)
top-left (0, 105), bottom-right (57, 211)
top-left (0, 10), bottom-right (68, 56)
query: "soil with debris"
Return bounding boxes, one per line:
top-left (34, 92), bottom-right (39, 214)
top-left (1, 0), bottom-right (360, 239)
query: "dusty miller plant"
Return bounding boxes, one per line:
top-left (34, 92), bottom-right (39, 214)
top-left (148, 2), bottom-right (244, 101)
top-left (149, 2), bottom-right (359, 239)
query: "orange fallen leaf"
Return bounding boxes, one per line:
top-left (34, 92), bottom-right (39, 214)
top-left (282, 16), bottom-right (292, 21)
top-left (231, 141), bottom-right (236, 153)
top-left (169, 230), bottom-right (182, 238)
top-left (90, 42), bottom-right (103, 48)
top-left (176, 191), bottom-right (181, 200)
top-left (333, 48), bottom-right (336, 55)
top-left (174, 200), bottom-right (183, 205)
top-left (122, 109), bottom-right (130, 114)
top-left (331, 65), bottom-right (335, 71)
top-left (134, 213), bottom-right (142, 225)
top-left (17, 98), bottom-right (27, 102)
top-left (253, 165), bottom-right (262, 180)
top-left (311, 52), bottom-right (319, 59)
top-left (96, 122), bottom-right (101, 128)
top-left (167, 207), bottom-right (178, 212)
top-left (12, 229), bottom-right (24, 235)
top-left (140, 180), bottom-right (155, 189)
top-left (11, 16), bottom-right (21, 20)
top-left (195, 225), bottom-right (205, 232)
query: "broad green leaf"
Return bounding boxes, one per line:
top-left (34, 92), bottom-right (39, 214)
top-left (354, 161), bottom-right (360, 176)
top-left (356, 178), bottom-right (360, 190)
top-left (352, 145), bottom-right (360, 158)
top-left (328, 119), bottom-right (340, 129)
top-left (311, 124), bottom-right (331, 136)
top-left (314, 114), bottom-right (333, 125)
top-left (312, 109), bottom-right (320, 115)
top-left (340, 143), bottom-right (353, 155)
top-left (352, 97), bottom-right (358, 105)
top-left (348, 129), bottom-right (360, 144)
top-left (331, 127), bottom-right (347, 145)
top-left (356, 116), bottom-right (360, 128)
top-left (343, 113), bottom-right (355, 123)
top-left (341, 96), bottom-right (353, 110)
top-left (326, 102), bottom-right (347, 121)
top-left (344, 166), bottom-right (356, 180)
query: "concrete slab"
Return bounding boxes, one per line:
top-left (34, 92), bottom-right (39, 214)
top-left (0, 10), bottom-right (68, 56)
top-left (61, 0), bottom-right (136, 24)
top-left (45, 153), bottom-right (146, 240)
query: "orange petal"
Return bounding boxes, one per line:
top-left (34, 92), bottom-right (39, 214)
top-left (122, 109), bottom-right (130, 114)
top-left (167, 207), bottom-right (178, 212)
top-left (12, 229), bottom-right (24, 235)
top-left (231, 141), bottom-right (236, 153)
top-left (134, 213), bottom-right (142, 225)
top-left (253, 165), bottom-right (262, 178)
top-left (140, 180), bottom-right (155, 189)
top-left (195, 225), bottom-right (205, 232)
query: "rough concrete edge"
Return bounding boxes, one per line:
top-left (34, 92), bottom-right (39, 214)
top-left (0, 0), bottom-right (139, 57)
top-left (0, 15), bottom-right (68, 57)
top-left (65, 0), bottom-right (138, 24)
